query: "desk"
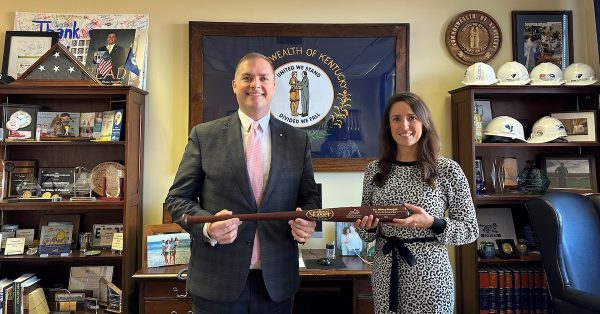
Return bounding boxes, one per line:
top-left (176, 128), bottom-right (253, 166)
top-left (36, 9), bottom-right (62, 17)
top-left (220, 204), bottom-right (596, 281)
top-left (133, 250), bottom-right (374, 314)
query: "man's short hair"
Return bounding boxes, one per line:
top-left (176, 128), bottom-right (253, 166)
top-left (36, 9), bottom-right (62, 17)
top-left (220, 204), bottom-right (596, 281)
top-left (234, 52), bottom-right (274, 76)
top-left (107, 31), bottom-right (117, 37)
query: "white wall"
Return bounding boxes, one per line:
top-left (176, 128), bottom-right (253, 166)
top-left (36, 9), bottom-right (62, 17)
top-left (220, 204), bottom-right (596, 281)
top-left (1, 0), bottom-right (597, 253)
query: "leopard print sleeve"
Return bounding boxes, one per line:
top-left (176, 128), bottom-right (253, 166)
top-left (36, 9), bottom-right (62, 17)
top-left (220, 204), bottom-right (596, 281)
top-left (358, 160), bottom-right (379, 242)
top-left (435, 157), bottom-right (479, 246)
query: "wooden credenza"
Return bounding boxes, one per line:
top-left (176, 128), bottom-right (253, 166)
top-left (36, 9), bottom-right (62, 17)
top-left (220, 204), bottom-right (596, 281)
top-left (133, 250), bottom-right (374, 314)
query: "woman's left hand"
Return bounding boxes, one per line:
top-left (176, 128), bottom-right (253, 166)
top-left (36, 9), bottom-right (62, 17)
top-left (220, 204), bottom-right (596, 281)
top-left (388, 203), bottom-right (434, 229)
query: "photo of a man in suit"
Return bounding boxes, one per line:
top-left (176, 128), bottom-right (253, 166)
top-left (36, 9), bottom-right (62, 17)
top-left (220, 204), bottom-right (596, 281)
top-left (95, 31), bottom-right (126, 80)
top-left (166, 52), bottom-right (321, 314)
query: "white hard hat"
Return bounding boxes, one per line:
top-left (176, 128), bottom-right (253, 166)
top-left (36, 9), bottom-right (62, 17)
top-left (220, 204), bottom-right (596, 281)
top-left (564, 63), bottom-right (597, 85)
top-left (497, 61), bottom-right (531, 85)
top-left (484, 116), bottom-right (527, 143)
top-left (461, 62), bottom-right (498, 85)
top-left (527, 116), bottom-right (568, 143)
top-left (530, 62), bottom-right (565, 85)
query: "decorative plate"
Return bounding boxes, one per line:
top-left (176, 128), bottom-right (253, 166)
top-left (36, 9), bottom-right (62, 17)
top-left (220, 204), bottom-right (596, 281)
top-left (91, 162), bottom-right (125, 197)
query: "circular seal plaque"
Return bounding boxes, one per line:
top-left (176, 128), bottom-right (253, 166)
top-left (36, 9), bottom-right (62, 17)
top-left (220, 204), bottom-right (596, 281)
top-left (445, 10), bottom-right (502, 65)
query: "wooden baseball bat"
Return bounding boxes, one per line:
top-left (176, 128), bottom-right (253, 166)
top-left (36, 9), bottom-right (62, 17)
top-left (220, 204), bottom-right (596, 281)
top-left (180, 205), bottom-right (410, 227)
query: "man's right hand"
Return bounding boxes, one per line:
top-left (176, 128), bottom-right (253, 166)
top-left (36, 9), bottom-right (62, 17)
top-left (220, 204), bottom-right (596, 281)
top-left (206, 210), bottom-right (242, 244)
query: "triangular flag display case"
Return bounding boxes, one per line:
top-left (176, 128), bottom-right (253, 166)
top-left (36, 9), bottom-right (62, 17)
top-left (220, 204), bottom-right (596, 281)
top-left (0, 80), bottom-right (146, 313)
top-left (14, 42), bottom-right (101, 86)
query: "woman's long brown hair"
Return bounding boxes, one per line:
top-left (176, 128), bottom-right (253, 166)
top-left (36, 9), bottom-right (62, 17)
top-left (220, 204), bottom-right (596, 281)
top-left (373, 92), bottom-right (441, 188)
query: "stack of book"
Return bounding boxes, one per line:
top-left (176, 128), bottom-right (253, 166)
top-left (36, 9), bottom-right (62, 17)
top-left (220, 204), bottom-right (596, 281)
top-left (0, 273), bottom-right (49, 314)
top-left (478, 264), bottom-right (550, 314)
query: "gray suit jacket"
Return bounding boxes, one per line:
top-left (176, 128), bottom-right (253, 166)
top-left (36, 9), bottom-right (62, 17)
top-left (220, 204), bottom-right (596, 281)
top-left (165, 113), bottom-right (320, 302)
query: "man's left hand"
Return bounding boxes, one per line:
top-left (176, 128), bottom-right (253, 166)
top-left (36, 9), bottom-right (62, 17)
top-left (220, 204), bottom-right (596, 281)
top-left (289, 207), bottom-right (317, 243)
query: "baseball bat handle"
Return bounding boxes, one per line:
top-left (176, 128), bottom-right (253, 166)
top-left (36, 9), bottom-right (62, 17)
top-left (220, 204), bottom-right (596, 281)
top-left (180, 205), bottom-right (409, 227)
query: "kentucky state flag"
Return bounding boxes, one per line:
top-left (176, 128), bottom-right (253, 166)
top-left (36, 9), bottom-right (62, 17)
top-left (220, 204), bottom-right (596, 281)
top-left (125, 47), bottom-right (140, 76)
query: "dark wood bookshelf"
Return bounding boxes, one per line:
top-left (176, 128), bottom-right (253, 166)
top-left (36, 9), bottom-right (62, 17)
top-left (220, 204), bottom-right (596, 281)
top-left (450, 85), bottom-right (600, 314)
top-left (0, 83), bottom-right (146, 313)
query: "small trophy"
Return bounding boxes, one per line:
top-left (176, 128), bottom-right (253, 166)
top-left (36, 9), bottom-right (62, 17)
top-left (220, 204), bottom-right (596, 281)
top-left (106, 282), bottom-right (122, 313)
top-left (70, 166), bottom-right (96, 201)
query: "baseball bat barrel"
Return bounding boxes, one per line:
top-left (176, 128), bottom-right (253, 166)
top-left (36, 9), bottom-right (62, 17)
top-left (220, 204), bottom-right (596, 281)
top-left (181, 205), bottom-right (409, 227)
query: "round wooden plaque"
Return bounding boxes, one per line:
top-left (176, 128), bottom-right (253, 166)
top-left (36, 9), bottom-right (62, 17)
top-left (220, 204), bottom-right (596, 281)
top-left (445, 10), bottom-right (502, 65)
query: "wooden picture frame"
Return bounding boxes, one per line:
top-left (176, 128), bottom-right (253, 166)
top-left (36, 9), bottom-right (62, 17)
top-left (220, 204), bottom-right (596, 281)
top-left (3, 160), bottom-right (37, 198)
top-left (39, 214), bottom-right (80, 250)
top-left (1, 31), bottom-right (59, 79)
top-left (189, 22), bottom-right (409, 171)
top-left (541, 155), bottom-right (597, 192)
top-left (512, 11), bottom-right (573, 72)
top-left (550, 110), bottom-right (597, 142)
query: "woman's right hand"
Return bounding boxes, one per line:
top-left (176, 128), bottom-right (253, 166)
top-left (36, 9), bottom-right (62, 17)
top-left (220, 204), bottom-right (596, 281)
top-left (354, 214), bottom-right (379, 231)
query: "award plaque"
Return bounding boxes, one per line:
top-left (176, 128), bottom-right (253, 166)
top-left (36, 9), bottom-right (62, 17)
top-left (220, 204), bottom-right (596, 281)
top-left (105, 282), bottom-right (122, 313)
top-left (70, 166), bottom-right (96, 201)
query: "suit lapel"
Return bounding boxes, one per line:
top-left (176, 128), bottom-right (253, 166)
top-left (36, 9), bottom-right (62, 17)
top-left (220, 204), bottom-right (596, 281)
top-left (261, 119), bottom-right (286, 207)
top-left (222, 115), bottom-right (256, 209)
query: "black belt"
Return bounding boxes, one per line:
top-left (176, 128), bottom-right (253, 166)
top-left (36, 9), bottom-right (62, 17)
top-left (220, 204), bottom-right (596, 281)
top-left (379, 233), bottom-right (437, 313)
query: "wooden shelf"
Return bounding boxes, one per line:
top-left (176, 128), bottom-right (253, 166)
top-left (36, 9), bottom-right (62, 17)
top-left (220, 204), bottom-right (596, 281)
top-left (0, 84), bottom-right (145, 313)
top-left (478, 252), bottom-right (542, 264)
top-left (450, 84), bottom-right (600, 314)
top-left (1, 140), bottom-right (125, 146)
top-left (0, 249), bottom-right (122, 261)
top-left (476, 142), bottom-right (600, 147)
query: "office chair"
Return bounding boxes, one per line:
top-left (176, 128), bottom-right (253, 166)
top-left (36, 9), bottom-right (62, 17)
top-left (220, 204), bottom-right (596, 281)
top-left (525, 192), bottom-right (600, 314)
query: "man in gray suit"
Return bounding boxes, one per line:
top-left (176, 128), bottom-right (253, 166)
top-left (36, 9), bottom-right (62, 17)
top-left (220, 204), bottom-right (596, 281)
top-left (165, 52), bottom-right (321, 314)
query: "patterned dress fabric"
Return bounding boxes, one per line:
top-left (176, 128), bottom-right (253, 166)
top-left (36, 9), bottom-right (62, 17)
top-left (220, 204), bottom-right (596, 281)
top-left (359, 157), bottom-right (478, 314)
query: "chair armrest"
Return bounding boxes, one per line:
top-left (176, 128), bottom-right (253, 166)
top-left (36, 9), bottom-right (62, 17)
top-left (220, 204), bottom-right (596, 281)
top-left (563, 286), bottom-right (600, 312)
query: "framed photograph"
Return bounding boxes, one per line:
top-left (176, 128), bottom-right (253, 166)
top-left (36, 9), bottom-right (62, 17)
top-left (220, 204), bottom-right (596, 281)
top-left (39, 214), bottom-right (80, 250)
top-left (541, 156), bottom-right (597, 192)
top-left (335, 222), bottom-right (367, 256)
top-left (550, 111), bottom-right (597, 142)
top-left (92, 224), bottom-right (124, 248)
top-left (146, 232), bottom-right (191, 268)
top-left (1, 31), bottom-right (59, 79)
top-left (512, 11), bottom-right (573, 72)
top-left (190, 22), bottom-right (409, 171)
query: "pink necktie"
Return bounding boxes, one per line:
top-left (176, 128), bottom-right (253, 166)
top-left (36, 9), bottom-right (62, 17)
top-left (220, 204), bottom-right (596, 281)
top-left (247, 121), bottom-right (263, 265)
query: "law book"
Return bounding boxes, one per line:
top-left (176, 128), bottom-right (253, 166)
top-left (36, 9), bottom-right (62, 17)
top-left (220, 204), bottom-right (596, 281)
top-left (16, 276), bottom-right (40, 314)
top-left (495, 266), bottom-right (507, 314)
top-left (478, 267), bottom-right (490, 314)
top-left (521, 265), bottom-right (537, 314)
top-left (539, 266), bottom-right (550, 314)
top-left (529, 265), bottom-right (542, 314)
top-left (12, 273), bottom-right (35, 314)
top-left (0, 278), bottom-right (13, 314)
top-left (519, 265), bottom-right (531, 314)
top-left (505, 265), bottom-right (522, 314)
top-left (486, 265), bottom-right (499, 314)
top-left (497, 266), bottom-right (514, 314)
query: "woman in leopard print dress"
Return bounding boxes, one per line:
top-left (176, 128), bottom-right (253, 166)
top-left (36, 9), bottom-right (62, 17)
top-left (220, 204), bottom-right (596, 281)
top-left (355, 93), bottom-right (478, 314)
